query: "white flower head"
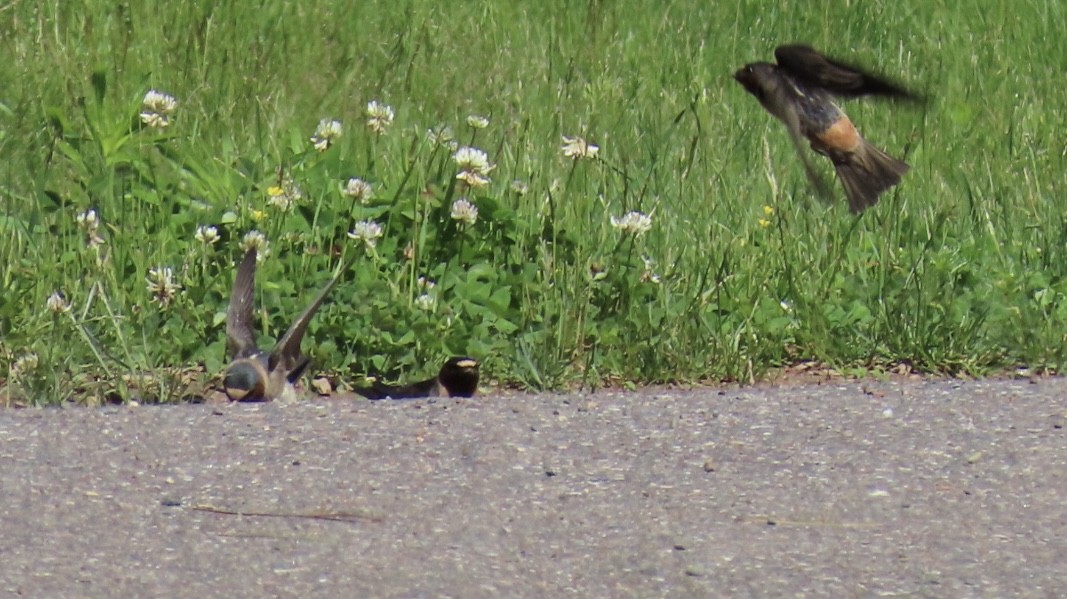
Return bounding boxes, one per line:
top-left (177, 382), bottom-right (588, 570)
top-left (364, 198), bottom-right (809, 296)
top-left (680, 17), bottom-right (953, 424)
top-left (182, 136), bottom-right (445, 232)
top-left (265, 192), bottom-right (291, 211)
top-left (347, 220), bottom-right (384, 249)
top-left (140, 113), bottom-right (168, 129)
top-left (457, 170), bottom-right (491, 188)
top-left (343, 177), bottom-right (374, 204)
top-left (310, 119), bottom-right (343, 151)
top-left (146, 266), bottom-right (182, 308)
top-left (76, 209), bottom-right (105, 248)
top-left (142, 90), bottom-right (177, 114)
top-left (11, 352), bottom-right (39, 379)
top-left (140, 90), bottom-right (177, 129)
top-left (417, 276), bottom-right (436, 291)
top-left (453, 146), bottom-right (494, 188)
top-left (640, 256), bottom-right (661, 284)
top-left (562, 135), bottom-right (600, 160)
top-left (194, 225), bottom-right (219, 246)
top-left (266, 177), bottom-right (304, 211)
top-left (610, 211), bottom-right (652, 236)
top-left (76, 208), bottom-right (99, 230)
top-left (450, 198), bottom-right (478, 227)
top-left (366, 101), bottom-right (395, 134)
top-left (453, 147), bottom-right (492, 173)
top-left (240, 230), bottom-right (270, 260)
top-left (46, 291), bottom-right (71, 314)
top-left (466, 114), bottom-right (489, 129)
top-left (427, 125), bottom-right (458, 150)
top-left (510, 180), bottom-right (529, 195)
top-left (414, 293), bottom-right (436, 311)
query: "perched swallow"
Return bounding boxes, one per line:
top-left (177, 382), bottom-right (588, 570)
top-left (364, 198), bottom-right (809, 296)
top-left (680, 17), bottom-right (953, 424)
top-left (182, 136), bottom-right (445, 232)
top-left (223, 248), bottom-right (341, 402)
top-left (356, 356), bottom-right (480, 400)
top-left (734, 44), bottom-right (923, 212)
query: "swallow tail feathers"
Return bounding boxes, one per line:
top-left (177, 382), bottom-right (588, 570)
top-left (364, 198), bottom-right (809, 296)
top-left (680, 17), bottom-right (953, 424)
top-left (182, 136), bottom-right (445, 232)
top-left (833, 138), bottom-right (909, 213)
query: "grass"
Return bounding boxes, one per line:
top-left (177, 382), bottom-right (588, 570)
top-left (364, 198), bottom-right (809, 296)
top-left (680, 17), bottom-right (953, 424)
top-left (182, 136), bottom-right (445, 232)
top-left (1, 1), bottom-right (1065, 404)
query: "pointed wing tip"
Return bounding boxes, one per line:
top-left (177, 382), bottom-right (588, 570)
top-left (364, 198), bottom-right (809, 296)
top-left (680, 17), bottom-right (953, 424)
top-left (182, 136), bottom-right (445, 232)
top-left (226, 247), bottom-right (260, 358)
top-left (268, 266), bottom-right (344, 374)
top-left (774, 43), bottom-right (924, 101)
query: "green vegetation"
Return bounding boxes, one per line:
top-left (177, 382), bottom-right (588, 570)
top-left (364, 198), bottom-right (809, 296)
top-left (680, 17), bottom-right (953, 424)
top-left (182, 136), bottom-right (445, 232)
top-left (1, 1), bottom-right (1065, 404)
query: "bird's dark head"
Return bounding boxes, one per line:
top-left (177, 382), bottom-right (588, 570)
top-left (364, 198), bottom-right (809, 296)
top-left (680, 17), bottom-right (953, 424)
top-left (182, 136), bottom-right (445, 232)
top-left (438, 357), bottom-right (479, 398)
top-left (733, 62), bottom-right (777, 99)
top-left (223, 359), bottom-right (268, 401)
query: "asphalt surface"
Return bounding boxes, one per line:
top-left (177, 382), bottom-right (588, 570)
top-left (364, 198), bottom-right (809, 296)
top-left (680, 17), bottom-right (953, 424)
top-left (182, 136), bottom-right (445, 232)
top-left (1, 377), bottom-right (1065, 598)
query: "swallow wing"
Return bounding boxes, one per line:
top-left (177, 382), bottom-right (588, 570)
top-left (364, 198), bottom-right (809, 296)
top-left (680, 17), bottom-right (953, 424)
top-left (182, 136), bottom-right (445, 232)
top-left (226, 248), bottom-right (259, 359)
top-left (774, 44), bottom-right (921, 101)
top-left (266, 261), bottom-right (343, 376)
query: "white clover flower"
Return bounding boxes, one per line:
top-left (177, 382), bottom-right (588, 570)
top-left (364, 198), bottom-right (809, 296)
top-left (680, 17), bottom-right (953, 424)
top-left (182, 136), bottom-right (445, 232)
top-left (140, 90), bottom-right (177, 129)
top-left (562, 135), bottom-right (599, 159)
top-left (453, 147), bottom-right (492, 173)
top-left (343, 177), bottom-right (374, 204)
top-left (414, 293), bottom-right (436, 311)
top-left (240, 230), bottom-right (270, 259)
top-left (510, 180), bottom-right (529, 195)
top-left (76, 209), bottom-right (105, 248)
top-left (456, 170), bottom-right (491, 188)
top-left (640, 256), bottom-right (661, 284)
top-left (450, 198), bottom-right (478, 226)
top-left (417, 276), bottom-right (436, 291)
top-left (194, 225), bottom-right (219, 246)
top-left (310, 118), bottom-right (343, 151)
top-left (427, 125), bottom-right (454, 145)
top-left (466, 114), bottom-right (489, 129)
top-left (142, 90), bottom-right (177, 114)
top-left (146, 266), bottom-right (182, 308)
top-left (140, 112), bottom-right (168, 129)
top-left (366, 101), bottom-right (395, 134)
top-left (11, 352), bottom-right (39, 379)
top-left (426, 125), bottom-right (458, 150)
top-left (76, 208), bottom-right (98, 230)
top-left (266, 177), bottom-right (303, 211)
top-left (46, 291), bottom-right (71, 314)
top-left (453, 146), bottom-right (494, 188)
top-left (610, 211), bottom-right (652, 236)
top-left (347, 220), bottom-right (384, 249)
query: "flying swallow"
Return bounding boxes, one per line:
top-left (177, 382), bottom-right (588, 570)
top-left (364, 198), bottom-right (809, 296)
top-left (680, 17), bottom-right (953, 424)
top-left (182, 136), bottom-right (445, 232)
top-left (356, 356), bottom-right (480, 400)
top-left (734, 44), bottom-right (923, 212)
top-left (223, 248), bottom-right (341, 402)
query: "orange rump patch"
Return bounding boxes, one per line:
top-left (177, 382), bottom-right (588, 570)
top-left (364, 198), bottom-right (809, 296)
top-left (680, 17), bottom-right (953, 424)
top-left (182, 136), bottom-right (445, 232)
top-left (811, 116), bottom-right (860, 154)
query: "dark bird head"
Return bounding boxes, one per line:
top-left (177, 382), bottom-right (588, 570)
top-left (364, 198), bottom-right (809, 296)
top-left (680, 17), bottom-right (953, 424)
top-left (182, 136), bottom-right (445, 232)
top-left (733, 62), bottom-right (778, 100)
top-left (223, 359), bottom-right (268, 402)
top-left (438, 357), bottom-right (479, 398)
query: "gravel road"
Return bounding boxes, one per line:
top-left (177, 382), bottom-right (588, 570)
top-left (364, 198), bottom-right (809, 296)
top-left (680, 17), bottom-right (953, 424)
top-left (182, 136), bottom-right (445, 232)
top-left (1, 377), bottom-right (1065, 598)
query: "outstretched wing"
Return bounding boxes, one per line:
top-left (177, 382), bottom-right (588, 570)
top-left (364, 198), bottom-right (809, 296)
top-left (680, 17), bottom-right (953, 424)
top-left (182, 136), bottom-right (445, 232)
top-left (267, 261), bottom-right (344, 376)
top-left (226, 248), bottom-right (259, 359)
top-left (774, 44), bottom-right (922, 101)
